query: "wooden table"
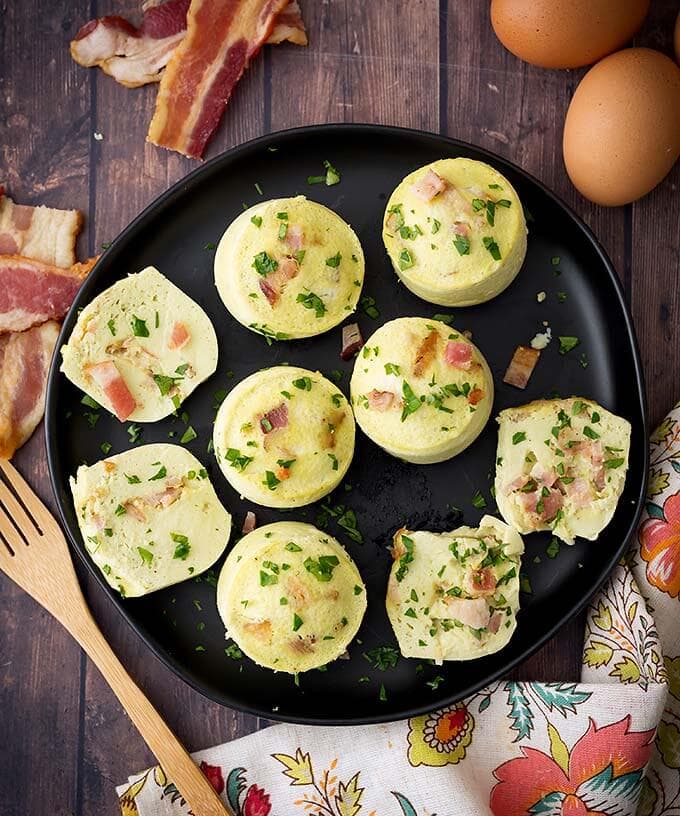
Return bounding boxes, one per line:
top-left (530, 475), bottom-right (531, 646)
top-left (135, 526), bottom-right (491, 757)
top-left (2, 2), bottom-right (678, 814)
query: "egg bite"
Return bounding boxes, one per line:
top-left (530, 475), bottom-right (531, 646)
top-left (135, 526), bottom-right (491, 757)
top-left (61, 266), bottom-right (218, 422)
top-left (495, 398), bottom-right (631, 545)
top-left (213, 366), bottom-right (355, 508)
top-left (386, 516), bottom-right (524, 662)
top-left (382, 158), bottom-right (527, 306)
top-left (216, 522), bottom-right (366, 673)
top-left (70, 444), bottom-right (232, 597)
top-left (349, 317), bottom-right (493, 464)
top-left (214, 196), bottom-right (365, 340)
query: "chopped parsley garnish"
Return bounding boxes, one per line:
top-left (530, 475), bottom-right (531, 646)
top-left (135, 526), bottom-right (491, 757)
top-left (489, 183), bottom-right (502, 189)
top-left (547, 537), bottom-right (560, 559)
top-left (426, 675), bottom-right (445, 691)
top-left (292, 376), bottom-right (312, 391)
top-left (482, 236), bottom-right (501, 260)
top-left (323, 159), bottom-right (341, 185)
top-left (263, 471), bottom-right (281, 490)
top-left (395, 535), bottom-right (415, 582)
top-left (254, 182), bottom-right (263, 195)
top-left (591, 411), bottom-right (600, 423)
top-left (100, 441), bottom-right (112, 455)
top-left (583, 426), bottom-right (600, 440)
top-left (277, 458), bottom-right (296, 469)
top-left (453, 235), bottom-right (470, 255)
top-left (203, 242), bottom-right (217, 251)
top-left (398, 249), bottom-right (414, 270)
top-left (432, 313), bottom-right (454, 325)
top-left (401, 381), bottom-right (422, 422)
top-left (102, 565), bottom-right (112, 575)
top-left (114, 504), bottom-right (126, 516)
top-left (572, 400), bottom-right (586, 415)
top-left (179, 426), bottom-right (196, 444)
top-left (431, 218), bottom-right (441, 234)
top-left (379, 684), bottom-right (387, 702)
top-left (250, 215), bottom-right (262, 228)
top-left (292, 613), bottom-right (303, 632)
top-left (171, 533), bottom-right (191, 560)
top-left (328, 453), bottom-right (339, 470)
top-left (471, 490), bottom-right (487, 509)
top-left (153, 374), bottom-right (180, 396)
top-left (124, 473), bottom-right (140, 484)
top-left (497, 566), bottom-right (517, 586)
top-left (326, 251), bottom-right (342, 268)
top-left (557, 291), bottom-right (568, 303)
top-left (81, 394), bottom-right (100, 410)
top-left (252, 251), bottom-right (278, 276)
top-left (496, 199), bottom-right (512, 208)
top-left (225, 643), bottom-right (243, 660)
top-left (551, 256), bottom-right (561, 266)
top-left (149, 465), bottom-right (167, 481)
top-left (354, 585), bottom-right (363, 595)
top-left (364, 645), bottom-right (399, 671)
top-left (260, 570), bottom-right (278, 587)
top-left (304, 554), bottom-right (340, 582)
top-left (127, 423), bottom-right (142, 444)
top-left (558, 336), bottom-right (580, 355)
top-left (384, 362), bottom-right (401, 376)
top-left (107, 319), bottom-right (116, 336)
top-left (296, 290), bottom-right (327, 318)
top-left (520, 574), bottom-right (533, 594)
top-left (137, 547), bottom-right (153, 566)
top-left (604, 457), bottom-right (625, 469)
top-left (512, 431), bottom-right (526, 445)
top-left (278, 222), bottom-right (288, 240)
top-left (404, 607), bottom-right (417, 618)
top-left (131, 315), bottom-right (149, 337)
top-left (360, 295), bottom-right (379, 319)
top-left (285, 541), bottom-right (302, 552)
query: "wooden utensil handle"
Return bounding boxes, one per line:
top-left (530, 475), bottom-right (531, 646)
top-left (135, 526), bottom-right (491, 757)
top-left (72, 615), bottom-right (232, 816)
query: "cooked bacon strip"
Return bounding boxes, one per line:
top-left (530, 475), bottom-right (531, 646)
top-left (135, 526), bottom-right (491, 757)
top-left (444, 340), bottom-right (472, 370)
top-left (340, 323), bottom-right (363, 360)
top-left (0, 189), bottom-right (83, 267)
top-left (367, 390), bottom-right (395, 411)
top-left (467, 387), bottom-right (484, 406)
top-left (260, 402), bottom-right (288, 433)
top-left (443, 596), bottom-right (491, 630)
top-left (412, 169), bottom-right (447, 202)
top-left (465, 567), bottom-right (497, 596)
top-left (71, 0), bottom-right (306, 89)
top-left (168, 320), bottom-right (190, 349)
top-left (413, 330), bottom-right (438, 377)
top-left (0, 255), bottom-right (96, 333)
top-left (285, 223), bottom-right (305, 251)
top-left (258, 256), bottom-right (298, 306)
top-left (87, 361), bottom-right (137, 421)
top-left (0, 321), bottom-right (59, 459)
top-left (503, 345), bottom-right (541, 389)
top-left (148, 0), bottom-right (291, 158)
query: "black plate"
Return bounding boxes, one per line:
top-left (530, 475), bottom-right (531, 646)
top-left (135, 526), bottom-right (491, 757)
top-left (45, 124), bottom-right (647, 725)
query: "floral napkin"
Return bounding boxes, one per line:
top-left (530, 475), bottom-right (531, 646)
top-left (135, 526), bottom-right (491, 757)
top-left (117, 404), bottom-right (680, 816)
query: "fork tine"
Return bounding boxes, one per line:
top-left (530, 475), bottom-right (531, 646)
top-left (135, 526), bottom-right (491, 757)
top-left (0, 471), bottom-right (41, 539)
top-left (0, 459), bottom-right (54, 532)
top-left (0, 500), bottom-right (28, 552)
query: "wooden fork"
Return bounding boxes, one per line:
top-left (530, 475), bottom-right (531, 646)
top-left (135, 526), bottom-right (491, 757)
top-left (0, 459), bottom-right (233, 816)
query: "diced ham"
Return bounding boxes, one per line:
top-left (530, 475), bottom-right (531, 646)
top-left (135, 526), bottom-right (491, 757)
top-left (71, 1), bottom-right (306, 89)
top-left (466, 567), bottom-right (497, 596)
top-left (0, 321), bottom-right (59, 459)
top-left (413, 330), bottom-right (438, 377)
top-left (0, 255), bottom-right (96, 333)
top-left (467, 387), bottom-right (484, 406)
top-left (503, 345), bottom-right (541, 390)
top-left (412, 169), bottom-right (447, 202)
top-left (367, 390), bottom-right (395, 411)
top-left (86, 360), bottom-right (137, 421)
top-left (260, 402), bottom-right (288, 433)
top-left (242, 511), bottom-right (257, 534)
top-left (259, 277), bottom-right (279, 306)
top-left (289, 636), bottom-right (316, 654)
top-left (443, 596), bottom-right (491, 630)
top-left (488, 611), bottom-right (503, 634)
top-left (285, 224), bottom-right (304, 251)
top-left (341, 323), bottom-right (364, 360)
top-left (453, 221), bottom-right (471, 237)
top-left (444, 340), bottom-right (472, 369)
top-left (521, 488), bottom-right (563, 523)
top-left (279, 256), bottom-right (299, 280)
top-left (530, 462), bottom-right (557, 488)
top-left (123, 500), bottom-right (147, 523)
top-left (0, 190), bottom-right (83, 267)
top-left (147, 0), bottom-right (292, 158)
top-left (168, 321), bottom-right (190, 350)
top-left (146, 484), bottom-right (183, 508)
top-left (506, 475), bottom-right (530, 494)
top-left (564, 477), bottom-right (593, 508)
top-left (258, 256), bottom-right (298, 307)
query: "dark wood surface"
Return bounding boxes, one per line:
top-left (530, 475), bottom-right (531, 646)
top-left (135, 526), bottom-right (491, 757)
top-left (2, 2), bottom-right (678, 814)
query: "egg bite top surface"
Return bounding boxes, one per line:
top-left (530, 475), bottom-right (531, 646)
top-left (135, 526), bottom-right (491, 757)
top-left (69, 444), bottom-right (232, 597)
top-left (214, 196), bottom-right (365, 340)
top-left (495, 398), bottom-right (631, 545)
top-left (386, 516), bottom-right (524, 662)
top-left (349, 317), bottom-right (493, 464)
top-left (216, 521), bottom-right (367, 673)
top-left (213, 366), bottom-right (355, 508)
top-left (61, 266), bottom-right (218, 422)
top-left (382, 158), bottom-right (527, 307)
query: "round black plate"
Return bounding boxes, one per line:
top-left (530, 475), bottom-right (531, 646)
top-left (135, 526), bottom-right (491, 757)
top-left (45, 124), bottom-right (647, 725)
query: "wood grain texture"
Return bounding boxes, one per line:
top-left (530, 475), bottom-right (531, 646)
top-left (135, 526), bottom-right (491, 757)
top-left (1, 0), bottom-right (678, 813)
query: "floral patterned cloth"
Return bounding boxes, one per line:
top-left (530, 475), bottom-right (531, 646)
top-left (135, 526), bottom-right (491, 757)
top-left (117, 404), bottom-right (680, 816)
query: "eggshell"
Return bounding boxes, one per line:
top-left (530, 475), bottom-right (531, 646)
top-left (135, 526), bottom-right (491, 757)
top-left (490, 0), bottom-right (650, 69)
top-left (563, 48), bottom-right (680, 206)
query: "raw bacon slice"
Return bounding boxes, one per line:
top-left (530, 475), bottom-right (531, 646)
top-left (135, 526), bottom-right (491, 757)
top-left (147, 0), bottom-right (291, 159)
top-left (71, 0), bottom-right (306, 89)
top-left (86, 361), bottom-right (137, 421)
top-left (0, 255), bottom-right (96, 333)
top-left (503, 345), bottom-right (541, 389)
top-left (0, 321), bottom-right (59, 459)
top-left (0, 189), bottom-right (82, 267)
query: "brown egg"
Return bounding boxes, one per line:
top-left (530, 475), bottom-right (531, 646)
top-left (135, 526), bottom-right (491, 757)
top-left (490, 0), bottom-right (650, 69)
top-left (563, 48), bottom-right (680, 206)
top-left (675, 11), bottom-right (680, 64)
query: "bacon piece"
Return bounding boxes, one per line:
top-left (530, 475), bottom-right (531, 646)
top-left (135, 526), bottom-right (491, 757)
top-left (148, 0), bottom-right (291, 159)
top-left (259, 277), bottom-right (279, 306)
top-left (341, 323), bottom-right (363, 360)
top-left (413, 330), bottom-right (438, 377)
top-left (285, 224), bottom-right (304, 251)
top-left (258, 256), bottom-right (298, 306)
top-left (242, 510), bottom-right (257, 534)
top-left (367, 389), bottom-right (395, 411)
top-left (146, 483), bottom-right (183, 508)
top-left (467, 387), bottom-right (484, 406)
top-left (260, 402), bottom-right (288, 433)
top-left (0, 255), bottom-right (96, 333)
top-left (279, 256), bottom-right (298, 280)
top-left (0, 190), bottom-right (83, 267)
top-left (530, 463), bottom-right (557, 488)
top-left (453, 221), bottom-right (471, 237)
top-left (0, 321), bottom-right (59, 459)
top-left (123, 499), bottom-right (148, 522)
top-left (488, 611), bottom-right (503, 634)
top-left (86, 361), bottom-right (137, 421)
top-left (168, 320), bottom-right (190, 349)
top-left (521, 488), bottom-right (563, 523)
top-left (503, 345), bottom-right (541, 390)
top-left (276, 465), bottom-right (291, 480)
top-left (465, 567), bottom-right (497, 597)
top-left (443, 596), bottom-right (491, 630)
top-left (444, 340), bottom-right (472, 369)
top-left (564, 477), bottom-right (593, 508)
top-left (71, 1), bottom-right (306, 89)
top-left (412, 169), bottom-right (447, 202)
